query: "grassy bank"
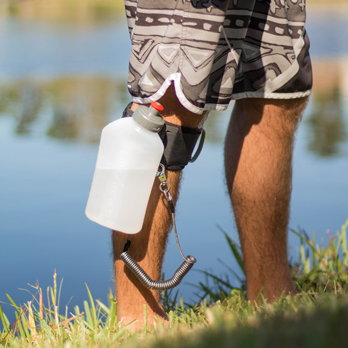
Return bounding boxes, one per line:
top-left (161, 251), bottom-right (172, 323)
top-left (1, 221), bottom-right (348, 347)
top-left (3, 293), bottom-right (348, 348)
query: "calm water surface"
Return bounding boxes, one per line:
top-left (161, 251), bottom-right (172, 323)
top-left (1, 8), bottom-right (348, 319)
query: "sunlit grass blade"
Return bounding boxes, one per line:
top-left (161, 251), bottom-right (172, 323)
top-left (5, 294), bottom-right (29, 338)
top-left (217, 225), bottom-right (245, 274)
top-left (85, 284), bottom-right (98, 328)
top-left (291, 228), bottom-right (320, 257)
top-left (83, 300), bottom-right (93, 329)
top-left (338, 220), bottom-right (348, 265)
top-left (200, 270), bottom-right (235, 291)
top-left (0, 305), bottom-right (10, 333)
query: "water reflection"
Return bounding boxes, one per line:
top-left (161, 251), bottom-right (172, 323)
top-left (0, 77), bottom-right (129, 143)
top-left (1, 59), bottom-right (347, 156)
top-left (307, 89), bottom-right (346, 157)
top-left (15, 84), bottom-right (42, 135)
top-left (306, 59), bottom-right (348, 157)
top-left (46, 78), bottom-right (126, 142)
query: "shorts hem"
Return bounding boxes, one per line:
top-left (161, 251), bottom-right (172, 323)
top-left (133, 85), bottom-right (312, 114)
top-left (231, 89), bottom-right (312, 101)
top-left (203, 90), bottom-right (312, 111)
top-left (132, 72), bottom-right (206, 115)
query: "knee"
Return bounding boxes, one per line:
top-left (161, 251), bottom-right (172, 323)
top-left (158, 84), bottom-right (207, 128)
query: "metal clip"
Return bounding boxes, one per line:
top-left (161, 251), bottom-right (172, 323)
top-left (156, 163), bottom-right (166, 178)
top-left (157, 164), bottom-right (171, 196)
top-left (156, 163), bottom-right (174, 209)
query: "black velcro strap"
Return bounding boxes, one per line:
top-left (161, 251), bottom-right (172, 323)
top-left (159, 122), bottom-right (204, 171)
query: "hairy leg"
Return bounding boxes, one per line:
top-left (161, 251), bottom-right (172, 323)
top-left (224, 98), bottom-right (308, 301)
top-left (112, 85), bottom-right (205, 329)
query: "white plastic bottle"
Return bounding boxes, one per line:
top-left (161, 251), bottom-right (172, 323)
top-left (85, 102), bottom-right (165, 233)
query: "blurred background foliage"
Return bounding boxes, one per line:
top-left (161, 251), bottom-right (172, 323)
top-left (0, 0), bottom-right (125, 23)
top-left (0, 0), bottom-right (346, 23)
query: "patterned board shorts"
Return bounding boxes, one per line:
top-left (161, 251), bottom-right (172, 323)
top-left (125, 0), bottom-right (313, 114)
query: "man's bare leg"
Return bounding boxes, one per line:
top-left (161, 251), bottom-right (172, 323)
top-left (112, 86), bottom-right (205, 329)
top-left (224, 98), bottom-right (308, 301)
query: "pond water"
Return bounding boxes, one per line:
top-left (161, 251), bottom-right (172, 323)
top-left (1, 7), bottom-right (348, 320)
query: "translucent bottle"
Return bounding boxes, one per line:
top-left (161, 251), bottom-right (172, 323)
top-left (85, 102), bottom-right (165, 233)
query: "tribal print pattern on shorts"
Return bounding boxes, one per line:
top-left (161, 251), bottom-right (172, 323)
top-left (125, 0), bottom-right (312, 113)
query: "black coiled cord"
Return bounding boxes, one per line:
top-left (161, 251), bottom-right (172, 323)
top-left (120, 240), bottom-right (196, 290)
top-left (120, 166), bottom-right (197, 290)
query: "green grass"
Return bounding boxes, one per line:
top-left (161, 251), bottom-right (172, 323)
top-left (1, 220), bottom-right (348, 347)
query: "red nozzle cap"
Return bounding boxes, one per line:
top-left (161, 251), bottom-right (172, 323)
top-left (150, 101), bottom-right (164, 112)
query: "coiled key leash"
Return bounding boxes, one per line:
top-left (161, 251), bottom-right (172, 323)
top-left (120, 164), bottom-right (197, 290)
